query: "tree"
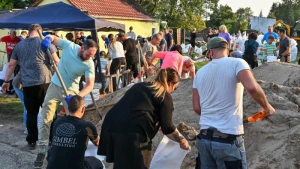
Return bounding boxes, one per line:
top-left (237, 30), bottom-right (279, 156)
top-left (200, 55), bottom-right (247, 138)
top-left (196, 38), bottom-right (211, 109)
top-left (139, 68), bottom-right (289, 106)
top-left (259, 10), bottom-right (263, 17)
top-left (235, 7), bottom-right (253, 23)
top-left (0, 0), bottom-right (35, 9)
top-left (129, 0), bottom-right (218, 31)
top-left (267, 0), bottom-right (300, 26)
top-left (0, 0), bottom-right (13, 9)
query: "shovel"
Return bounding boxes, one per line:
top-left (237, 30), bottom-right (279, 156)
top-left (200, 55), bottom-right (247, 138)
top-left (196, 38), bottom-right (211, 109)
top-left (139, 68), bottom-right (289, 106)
top-left (38, 30), bottom-right (102, 119)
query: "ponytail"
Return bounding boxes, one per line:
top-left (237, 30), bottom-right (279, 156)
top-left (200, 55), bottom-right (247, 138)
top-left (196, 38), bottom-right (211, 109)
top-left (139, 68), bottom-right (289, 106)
top-left (147, 68), bottom-right (180, 98)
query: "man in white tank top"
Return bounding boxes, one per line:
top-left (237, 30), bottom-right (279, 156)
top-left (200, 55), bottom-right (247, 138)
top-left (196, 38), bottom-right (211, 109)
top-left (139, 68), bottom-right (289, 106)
top-left (192, 37), bottom-right (275, 169)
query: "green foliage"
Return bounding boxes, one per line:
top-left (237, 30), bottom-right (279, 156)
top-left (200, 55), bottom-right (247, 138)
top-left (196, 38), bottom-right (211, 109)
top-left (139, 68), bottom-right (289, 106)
top-left (267, 0), bottom-right (300, 26)
top-left (207, 5), bottom-right (253, 33)
top-left (131, 0), bottom-right (217, 31)
top-left (0, 0), bottom-right (13, 9)
top-left (259, 10), bottom-right (263, 17)
top-left (0, 0), bottom-right (35, 9)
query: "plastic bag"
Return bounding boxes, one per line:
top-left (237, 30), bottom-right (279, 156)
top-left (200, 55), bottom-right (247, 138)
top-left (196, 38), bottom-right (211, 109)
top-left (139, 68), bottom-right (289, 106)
top-left (256, 46), bottom-right (264, 59)
top-left (150, 136), bottom-right (190, 169)
top-left (291, 46), bottom-right (298, 61)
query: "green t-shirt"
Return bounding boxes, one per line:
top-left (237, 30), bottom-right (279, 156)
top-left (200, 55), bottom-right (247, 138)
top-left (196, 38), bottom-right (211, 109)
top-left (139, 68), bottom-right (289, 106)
top-left (51, 39), bottom-right (95, 93)
top-left (263, 43), bottom-right (276, 60)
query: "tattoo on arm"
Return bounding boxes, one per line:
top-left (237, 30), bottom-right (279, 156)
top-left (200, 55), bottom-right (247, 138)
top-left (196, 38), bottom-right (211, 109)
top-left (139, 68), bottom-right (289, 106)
top-left (167, 129), bottom-right (185, 143)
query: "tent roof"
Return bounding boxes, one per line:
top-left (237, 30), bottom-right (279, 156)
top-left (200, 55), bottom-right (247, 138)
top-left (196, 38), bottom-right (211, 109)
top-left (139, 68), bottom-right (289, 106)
top-left (0, 2), bottom-right (125, 31)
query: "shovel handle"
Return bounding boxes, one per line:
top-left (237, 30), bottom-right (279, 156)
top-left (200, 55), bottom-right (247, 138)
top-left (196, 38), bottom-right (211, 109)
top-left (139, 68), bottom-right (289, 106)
top-left (90, 92), bottom-right (103, 120)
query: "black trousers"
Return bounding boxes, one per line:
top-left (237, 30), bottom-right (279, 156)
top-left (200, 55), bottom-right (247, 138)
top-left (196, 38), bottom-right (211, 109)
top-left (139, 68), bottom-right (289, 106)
top-left (243, 55), bottom-right (258, 69)
top-left (100, 73), bottom-right (106, 94)
top-left (23, 83), bottom-right (50, 144)
top-left (110, 57), bottom-right (126, 91)
top-left (126, 61), bottom-right (139, 78)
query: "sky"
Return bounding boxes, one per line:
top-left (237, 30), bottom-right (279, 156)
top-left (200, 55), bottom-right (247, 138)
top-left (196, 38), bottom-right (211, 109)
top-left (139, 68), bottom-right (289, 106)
top-left (218, 0), bottom-right (282, 17)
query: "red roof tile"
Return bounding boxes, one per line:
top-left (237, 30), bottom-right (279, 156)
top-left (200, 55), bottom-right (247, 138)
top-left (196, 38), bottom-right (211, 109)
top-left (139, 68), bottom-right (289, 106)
top-left (31, 0), bottom-right (156, 21)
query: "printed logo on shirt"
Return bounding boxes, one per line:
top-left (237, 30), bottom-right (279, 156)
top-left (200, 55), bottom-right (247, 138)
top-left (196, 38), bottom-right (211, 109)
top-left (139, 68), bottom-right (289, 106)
top-left (52, 123), bottom-right (81, 148)
top-left (7, 42), bottom-right (16, 50)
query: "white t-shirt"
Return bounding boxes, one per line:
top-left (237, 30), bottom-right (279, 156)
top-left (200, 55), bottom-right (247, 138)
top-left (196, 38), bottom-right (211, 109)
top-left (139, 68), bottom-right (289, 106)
top-left (108, 41), bottom-right (125, 59)
top-left (193, 57), bottom-right (250, 135)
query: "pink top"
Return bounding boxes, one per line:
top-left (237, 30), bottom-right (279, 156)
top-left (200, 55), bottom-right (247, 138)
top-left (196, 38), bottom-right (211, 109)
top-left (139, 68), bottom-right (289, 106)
top-left (154, 51), bottom-right (183, 75)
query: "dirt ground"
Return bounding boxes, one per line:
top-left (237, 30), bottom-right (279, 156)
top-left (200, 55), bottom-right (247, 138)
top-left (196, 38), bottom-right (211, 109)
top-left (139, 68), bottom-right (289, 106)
top-left (84, 62), bottom-right (300, 169)
top-left (0, 62), bottom-right (299, 169)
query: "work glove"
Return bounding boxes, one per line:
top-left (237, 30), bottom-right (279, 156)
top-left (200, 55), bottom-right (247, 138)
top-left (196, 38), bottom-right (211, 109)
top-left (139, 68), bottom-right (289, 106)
top-left (42, 32), bottom-right (51, 36)
top-left (65, 94), bottom-right (73, 104)
top-left (41, 37), bottom-right (52, 51)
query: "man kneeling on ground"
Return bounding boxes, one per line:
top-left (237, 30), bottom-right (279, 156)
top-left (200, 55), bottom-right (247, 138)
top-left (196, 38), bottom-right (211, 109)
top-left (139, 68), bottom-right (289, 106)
top-left (46, 95), bottom-right (103, 169)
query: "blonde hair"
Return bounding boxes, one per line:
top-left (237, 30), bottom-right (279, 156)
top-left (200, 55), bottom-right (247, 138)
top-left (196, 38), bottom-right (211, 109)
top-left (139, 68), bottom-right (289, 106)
top-left (219, 25), bottom-right (228, 33)
top-left (146, 68), bottom-right (180, 98)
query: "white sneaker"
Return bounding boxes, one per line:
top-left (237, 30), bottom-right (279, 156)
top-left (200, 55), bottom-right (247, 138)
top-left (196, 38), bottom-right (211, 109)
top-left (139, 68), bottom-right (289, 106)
top-left (24, 128), bottom-right (28, 135)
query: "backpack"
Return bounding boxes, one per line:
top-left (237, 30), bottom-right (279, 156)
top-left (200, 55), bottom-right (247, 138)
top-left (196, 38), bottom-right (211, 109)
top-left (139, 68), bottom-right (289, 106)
top-left (244, 41), bottom-right (255, 58)
top-left (243, 41), bottom-right (258, 69)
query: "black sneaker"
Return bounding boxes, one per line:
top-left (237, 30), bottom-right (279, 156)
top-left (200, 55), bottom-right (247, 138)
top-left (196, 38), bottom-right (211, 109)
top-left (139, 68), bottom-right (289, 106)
top-left (27, 143), bottom-right (36, 150)
top-left (34, 153), bottom-right (46, 168)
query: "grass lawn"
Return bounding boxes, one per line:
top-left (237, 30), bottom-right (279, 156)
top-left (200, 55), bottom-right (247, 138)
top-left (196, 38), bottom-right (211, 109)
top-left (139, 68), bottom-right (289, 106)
top-left (195, 61), bottom-right (207, 71)
top-left (0, 95), bottom-right (23, 120)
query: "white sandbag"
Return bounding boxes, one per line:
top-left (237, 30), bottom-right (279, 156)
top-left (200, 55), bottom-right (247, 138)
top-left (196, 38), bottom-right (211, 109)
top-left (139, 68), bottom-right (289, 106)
top-left (291, 46), bottom-right (298, 61)
top-left (0, 62), bottom-right (14, 80)
top-left (182, 48), bottom-right (188, 54)
top-left (256, 46), bottom-right (265, 59)
top-left (256, 35), bottom-right (264, 46)
top-left (291, 39), bottom-right (297, 47)
top-left (194, 47), bottom-right (202, 54)
top-left (84, 89), bottom-right (99, 106)
top-left (85, 141), bottom-right (106, 169)
top-left (233, 37), bottom-right (246, 52)
top-left (267, 56), bottom-right (278, 62)
top-left (150, 136), bottom-right (190, 169)
top-left (185, 44), bottom-right (191, 48)
top-left (181, 44), bottom-right (186, 49)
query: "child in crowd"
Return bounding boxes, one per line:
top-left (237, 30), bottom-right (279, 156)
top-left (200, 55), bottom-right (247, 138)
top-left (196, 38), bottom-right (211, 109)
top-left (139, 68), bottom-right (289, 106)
top-left (99, 51), bottom-right (109, 95)
top-left (262, 35), bottom-right (276, 63)
top-left (188, 47), bottom-right (196, 59)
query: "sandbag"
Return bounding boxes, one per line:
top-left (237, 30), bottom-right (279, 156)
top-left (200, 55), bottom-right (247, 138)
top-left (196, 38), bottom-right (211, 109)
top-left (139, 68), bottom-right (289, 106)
top-left (150, 136), bottom-right (190, 169)
top-left (291, 46), bottom-right (298, 61)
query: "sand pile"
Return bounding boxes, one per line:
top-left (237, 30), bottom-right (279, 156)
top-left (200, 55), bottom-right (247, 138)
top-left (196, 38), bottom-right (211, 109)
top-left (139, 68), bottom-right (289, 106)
top-left (84, 62), bottom-right (300, 169)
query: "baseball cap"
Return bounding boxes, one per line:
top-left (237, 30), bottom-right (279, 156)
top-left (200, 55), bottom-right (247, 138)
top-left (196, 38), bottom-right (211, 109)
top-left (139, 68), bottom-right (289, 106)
top-left (207, 37), bottom-right (229, 50)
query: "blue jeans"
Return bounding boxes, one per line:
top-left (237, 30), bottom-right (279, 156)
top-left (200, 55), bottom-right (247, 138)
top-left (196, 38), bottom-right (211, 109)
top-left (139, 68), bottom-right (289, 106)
top-left (14, 87), bottom-right (27, 126)
top-left (196, 136), bottom-right (247, 169)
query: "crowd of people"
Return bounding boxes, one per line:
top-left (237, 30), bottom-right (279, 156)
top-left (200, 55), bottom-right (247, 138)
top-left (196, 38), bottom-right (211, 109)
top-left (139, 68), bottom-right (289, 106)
top-left (204, 25), bottom-right (297, 69)
top-left (1, 22), bottom-right (294, 169)
top-left (0, 24), bottom-right (197, 169)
